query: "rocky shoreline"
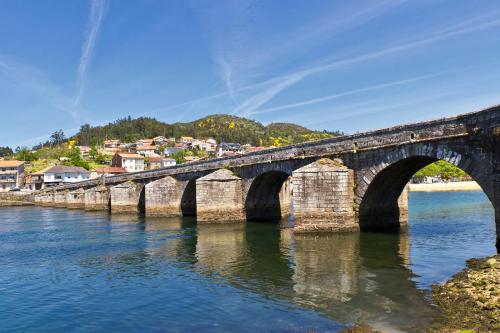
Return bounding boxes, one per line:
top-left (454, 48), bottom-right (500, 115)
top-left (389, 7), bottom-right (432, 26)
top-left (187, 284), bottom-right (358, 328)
top-left (429, 255), bottom-right (500, 332)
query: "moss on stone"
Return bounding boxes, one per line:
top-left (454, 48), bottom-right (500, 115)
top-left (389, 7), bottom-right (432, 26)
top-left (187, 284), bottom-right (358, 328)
top-left (429, 255), bottom-right (500, 332)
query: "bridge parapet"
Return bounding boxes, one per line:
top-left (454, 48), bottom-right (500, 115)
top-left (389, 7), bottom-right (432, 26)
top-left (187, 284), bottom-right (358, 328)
top-left (35, 105), bottom-right (500, 194)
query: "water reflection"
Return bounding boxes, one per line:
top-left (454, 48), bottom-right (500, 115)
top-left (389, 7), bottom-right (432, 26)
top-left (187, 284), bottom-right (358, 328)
top-left (140, 221), bottom-right (438, 332)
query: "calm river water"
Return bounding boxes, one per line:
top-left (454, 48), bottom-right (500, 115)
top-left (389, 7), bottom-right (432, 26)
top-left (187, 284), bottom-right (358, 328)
top-left (0, 191), bottom-right (495, 332)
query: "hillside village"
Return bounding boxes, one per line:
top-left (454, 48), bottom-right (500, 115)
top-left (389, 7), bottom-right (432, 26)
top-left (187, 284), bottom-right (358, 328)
top-left (0, 134), bottom-right (281, 192)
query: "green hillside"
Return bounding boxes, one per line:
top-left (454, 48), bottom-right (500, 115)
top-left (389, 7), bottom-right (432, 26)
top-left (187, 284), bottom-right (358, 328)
top-left (73, 114), bottom-right (341, 147)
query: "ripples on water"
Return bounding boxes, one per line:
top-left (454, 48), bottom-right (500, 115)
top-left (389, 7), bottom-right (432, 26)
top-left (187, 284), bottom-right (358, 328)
top-left (0, 191), bottom-right (495, 332)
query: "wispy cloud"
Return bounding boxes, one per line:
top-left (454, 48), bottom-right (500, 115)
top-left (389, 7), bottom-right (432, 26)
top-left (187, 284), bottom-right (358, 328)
top-left (249, 74), bottom-right (439, 116)
top-left (125, 8), bottom-right (500, 122)
top-left (74, 0), bottom-right (108, 119)
top-left (232, 74), bottom-right (304, 117)
top-left (216, 57), bottom-right (236, 102)
top-left (236, 13), bottom-right (500, 117)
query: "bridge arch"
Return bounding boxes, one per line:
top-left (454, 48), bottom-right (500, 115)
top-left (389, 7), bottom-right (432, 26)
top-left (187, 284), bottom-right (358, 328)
top-left (245, 170), bottom-right (292, 222)
top-left (357, 143), bottom-right (494, 233)
top-left (181, 178), bottom-right (197, 216)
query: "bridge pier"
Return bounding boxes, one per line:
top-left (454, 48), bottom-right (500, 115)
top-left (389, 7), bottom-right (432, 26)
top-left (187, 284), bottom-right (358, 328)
top-left (84, 186), bottom-right (110, 211)
top-left (292, 159), bottom-right (357, 233)
top-left (145, 176), bottom-right (182, 217)
top-left (66, 188), bottom-right (85, 209)
top-left (37, 192), bottom-right (54, 206)
top-left (398, 185), bottom-right (409, 230)
top-left (279, 176), bottom-right (292, 220)
top-left (110, 181), bottom-right (145, 214)
top-left (53, 190), bottom-right (67, 208)
top-left (196, 169), bottom-right (245, 223)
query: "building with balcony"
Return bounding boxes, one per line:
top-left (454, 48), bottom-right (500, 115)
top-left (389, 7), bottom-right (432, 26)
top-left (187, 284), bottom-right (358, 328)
top-left (111, 153), bottom-right (145, 172)
top-left (0, 160), bottom-right (25, 192)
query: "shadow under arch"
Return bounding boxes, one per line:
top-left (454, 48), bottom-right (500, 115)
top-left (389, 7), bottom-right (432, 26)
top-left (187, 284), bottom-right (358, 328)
top-left (181, 178), bottom-right (197, 217)
top-left (245, 170), bottom-right (291, 222)
top-left (138, 186), bottom-right (146, 215)
top-left (359, 155), bottom-right (493, 232)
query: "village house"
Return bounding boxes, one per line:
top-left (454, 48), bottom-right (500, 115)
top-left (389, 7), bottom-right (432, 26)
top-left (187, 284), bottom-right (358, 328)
top-left (0, 160), bottom-right (25, 192)
top-left (136, 139), bottom-right (153, 147)
top-left (153, 136), bottom-right (167, 146)
top-left (136, 145), bottom-right (159, 158)
top-left (217, 143), bottom-right (243, 157)
top-left (77, 146), bottom-right (91, 158)
top-left (184, 156), bottom-right (206, 163)
top-left (111, 153), bottom-right (144, 172)
top-left (163, 147), bottom-right (184, 156)
top-left (100, 140), bottom-right (122, 155)
top-left (42, 166), bottom-right (90, 188)
top-left (148, 157), bottom-right (176, 169)
top-left (24, 172), bottom-right (44, 191)
top-left (90, 166), bottom-right (127, 179)
top-left (242, 144), bottom-right (271, 154)
top-left (192, 138), bottom-right (217, 152)
top-left (180, 136), bottom-right (194, 144)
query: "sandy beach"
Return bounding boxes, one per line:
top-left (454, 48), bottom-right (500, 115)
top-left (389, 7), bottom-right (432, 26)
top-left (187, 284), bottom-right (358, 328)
top-left (409, 181), bottom-right (482, 192)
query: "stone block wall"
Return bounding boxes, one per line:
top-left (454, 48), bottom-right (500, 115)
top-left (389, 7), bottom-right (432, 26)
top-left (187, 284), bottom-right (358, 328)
top-left (66, 188), bottom-right (85, 209)
top-left (84, 186), bottom-right (109, 211)
top-left (110, 181), bottom-right (144, 214)
top-left (145, 176), bottom-right (182, 217)
top-left (279, 176), bottom-right (292, 219)
top-left (53, 190), bottom-right (67, 208)
top-left (292, 159), bottom-right (357, 232)
top-left (196, 169), bottom-right (245, 223)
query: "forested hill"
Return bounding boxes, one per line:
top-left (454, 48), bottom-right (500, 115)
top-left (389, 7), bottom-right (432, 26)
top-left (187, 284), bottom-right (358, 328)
top-left (74, 114), bottom-right (342, 147)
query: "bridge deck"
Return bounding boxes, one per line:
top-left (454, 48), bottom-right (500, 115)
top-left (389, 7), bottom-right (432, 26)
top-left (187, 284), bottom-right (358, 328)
top-left (39, 104), bottom-right (500, 192)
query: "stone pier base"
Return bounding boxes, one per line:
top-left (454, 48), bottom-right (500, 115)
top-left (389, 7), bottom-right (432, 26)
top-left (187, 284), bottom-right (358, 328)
top-left (110, 181), bottom-right (145, 214)
top-left (84, 186), bottom-right (110, 211)
top-left (53, 190), bottom-right (68, 208)
top-left (292, 159), bottom-right (358, 233)
top-left (35, 192), bottom-right (54, 206)
top-left (398, 185), bottom-right (409, 231)
top-left (145, 176), bottom-right (182, 217)
top-left (66, 188), bottom-right (85, 209)
top-left (196, 169), bottom-right (245, 223)
top-left (279, 177), bottom-right (292, 220)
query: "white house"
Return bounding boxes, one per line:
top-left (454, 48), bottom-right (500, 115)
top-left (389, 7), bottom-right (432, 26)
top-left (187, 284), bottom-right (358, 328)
top-left (148, 157), bottom-right (177, 169)
top-left (42, 166), bottom-right (90, 188)
top-left (136, 145), bottom-right (158, 158)
top-left (112, 153), bottom-right (145, 172)
top-left (192, 138), bottom-right (217, 152)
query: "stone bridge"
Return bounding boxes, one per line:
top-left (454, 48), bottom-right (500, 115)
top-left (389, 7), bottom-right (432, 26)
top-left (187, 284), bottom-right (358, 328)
top-left (33, 105), bottom-right (500, 250)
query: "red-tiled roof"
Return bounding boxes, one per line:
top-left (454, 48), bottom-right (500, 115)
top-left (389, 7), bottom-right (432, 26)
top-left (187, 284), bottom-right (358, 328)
top-left (93, 167), bottom-right (127, 174)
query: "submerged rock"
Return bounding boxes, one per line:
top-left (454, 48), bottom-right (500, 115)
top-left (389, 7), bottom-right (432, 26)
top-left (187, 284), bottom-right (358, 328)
top-left (429, 254), bottom-right (500, 332)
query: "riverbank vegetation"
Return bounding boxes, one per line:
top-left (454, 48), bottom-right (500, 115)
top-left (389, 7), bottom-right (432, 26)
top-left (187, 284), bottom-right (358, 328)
top-left (430, 255), bottom-right (500, 332)
top-left (415, 160), bottom-right (468, 180)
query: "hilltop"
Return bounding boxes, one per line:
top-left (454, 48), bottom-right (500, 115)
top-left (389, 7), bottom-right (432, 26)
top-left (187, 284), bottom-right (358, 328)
top-left (73, 114), bottom-right (342, 147)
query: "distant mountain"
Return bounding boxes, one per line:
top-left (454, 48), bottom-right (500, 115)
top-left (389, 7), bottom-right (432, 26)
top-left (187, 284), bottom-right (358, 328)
top-left (73, 114), bottom-right (342, 147)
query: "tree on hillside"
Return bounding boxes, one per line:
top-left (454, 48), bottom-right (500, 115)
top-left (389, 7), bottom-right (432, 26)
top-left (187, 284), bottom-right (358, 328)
top-left (0, 146), bottom-right (13, 157)
top-left (15, 147), bottom-right (38, 162)
top-left (50, 130), bottom-right (66, 146)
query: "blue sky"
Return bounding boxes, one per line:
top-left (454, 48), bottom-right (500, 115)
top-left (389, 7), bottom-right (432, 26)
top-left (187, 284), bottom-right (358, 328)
top-left (1, 0), bottom-right (500, 147)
